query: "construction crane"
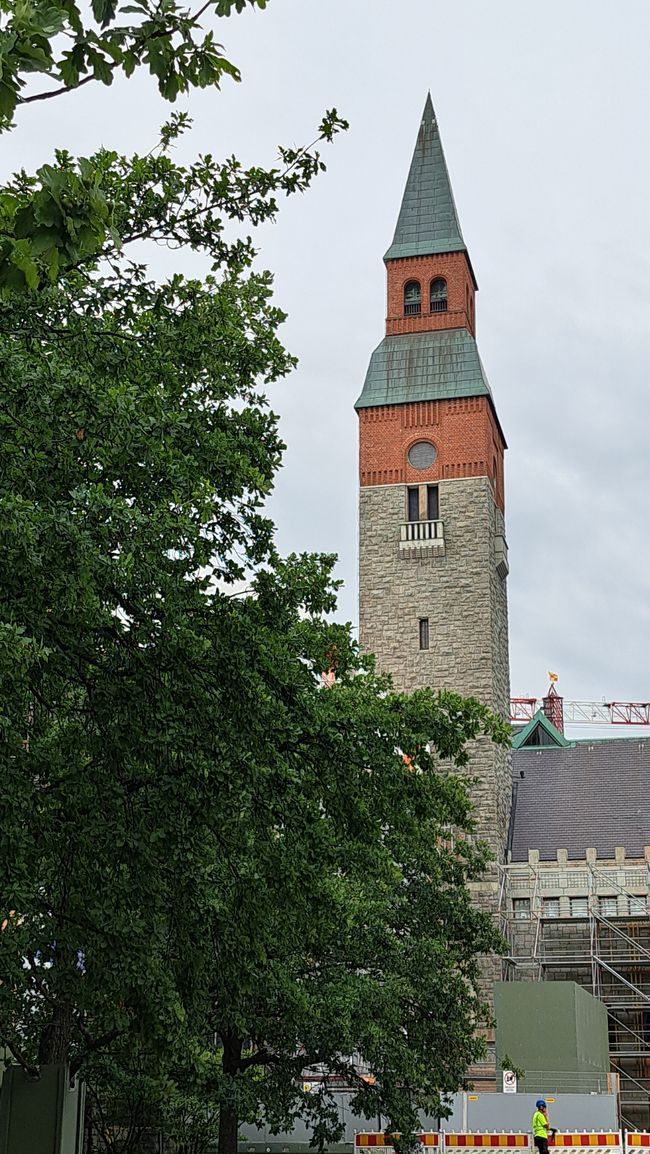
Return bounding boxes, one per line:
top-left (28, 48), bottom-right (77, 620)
top-left (510, 681), bottom-right (650, 732)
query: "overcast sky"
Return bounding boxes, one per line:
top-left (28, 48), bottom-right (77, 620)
top-left (12, 0), bottom-right (650, 734)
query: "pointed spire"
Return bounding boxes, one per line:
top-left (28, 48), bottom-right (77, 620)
top-left (384, 94), bottom-right (467, 262)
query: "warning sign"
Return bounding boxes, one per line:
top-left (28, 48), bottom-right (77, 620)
top-left (502, 1070), bottom-right (517, 1094)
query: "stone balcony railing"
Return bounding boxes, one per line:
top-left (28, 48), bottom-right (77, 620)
top-left (399, 519), bottom-right (445, 557)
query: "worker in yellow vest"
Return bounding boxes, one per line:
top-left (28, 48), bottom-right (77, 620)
top-left (532, 1100), bottom-right (550, 1154)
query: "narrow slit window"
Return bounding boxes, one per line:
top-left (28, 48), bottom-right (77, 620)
top-left (427, 484), bottom-right (439, 521)
top-left (419, 618), bottom-right (429, 651)
top-left (407, 487), bottom-right (420, 522)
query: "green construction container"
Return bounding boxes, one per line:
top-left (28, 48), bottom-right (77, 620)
top-left (0, 1064), bottom-right (85, 1154)
top-left (495, 981), bottom-right (609, 1079)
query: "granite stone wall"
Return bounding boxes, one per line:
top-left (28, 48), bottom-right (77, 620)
top-left (358, 475), bottom-right (511, 861)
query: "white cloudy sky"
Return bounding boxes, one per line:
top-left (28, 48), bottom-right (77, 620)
top-left (12, 0), bottom-right (650, 733)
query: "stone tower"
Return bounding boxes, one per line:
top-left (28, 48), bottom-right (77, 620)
top-left (355, 94), bottom-right (511, 868)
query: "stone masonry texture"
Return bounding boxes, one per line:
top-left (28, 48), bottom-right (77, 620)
top-left (358, 475), bottom-right (511, 862)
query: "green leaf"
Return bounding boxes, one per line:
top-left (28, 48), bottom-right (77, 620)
top-left (9, 238), bottom-right (39, 288)
top-left (91, 0), bottom-right (117, 27)
top-left (58, 54), bottom-right (81, 87)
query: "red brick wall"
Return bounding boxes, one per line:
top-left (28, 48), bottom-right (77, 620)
top-left (358, 396), bottom-right (505, 512)
top-left (386, 251), bottom-right (475, 337)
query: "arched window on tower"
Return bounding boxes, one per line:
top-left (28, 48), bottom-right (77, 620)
top-left (430, 277), bottom-right (448, 313)
top-left (404, 280), bottom-right (421, 316)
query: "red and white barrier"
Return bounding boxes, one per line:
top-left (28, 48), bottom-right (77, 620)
top-left (355, 1136), bottom-right (439, 1150)
top-left (445, 1137), bottom-right (530, 1153)
top-left (551, 1135), bottom-right (621, 1154)
top-left (625, 1135), bottom-right (650, 1153)
top-left (353, 1133), bottom-right (624, 1154)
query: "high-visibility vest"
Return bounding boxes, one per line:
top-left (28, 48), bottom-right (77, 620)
top-left (533, 1112), bottom-right (549, 1139)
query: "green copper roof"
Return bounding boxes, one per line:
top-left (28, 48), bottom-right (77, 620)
top-left (512, 710), bottom-right (571, 750)
top-left (384, 93), bottom-right (466, 263)
top-left (354, 328), bottom-right (492, 410)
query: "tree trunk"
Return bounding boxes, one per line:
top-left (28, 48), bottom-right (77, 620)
top-left (218, 1103), bottom-right (239, 1154)
top-left (38, 1000), bottom-right (74, 1065)
top-left (218, 1030), bottom-right (242, 1154)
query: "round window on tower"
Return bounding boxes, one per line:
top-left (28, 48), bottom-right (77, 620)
top-left (407, 440), bottom-right (437, 470)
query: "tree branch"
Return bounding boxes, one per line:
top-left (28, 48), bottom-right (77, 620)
top-left (238, 1048), bottom-right (282, 1072)
top-left (19, 4), bottom-right (217, 108)
top-left (2, 1036), bottom-right (39, 1078)
top-left (21, 73), bottom-right (95, 105)
top-left (70, 1027), bottom-right (123, 1077)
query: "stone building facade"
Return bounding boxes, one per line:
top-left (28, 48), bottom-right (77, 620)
top-left (501, 845), bottom-right (650, 1125)
top-left (504, 715), bottom-right (650, 1122)
top-left (354, 93), bottom-right (650, 1119)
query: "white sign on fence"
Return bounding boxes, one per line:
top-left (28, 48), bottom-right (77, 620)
top-left (502, 1070), bottom-right (517, 1094)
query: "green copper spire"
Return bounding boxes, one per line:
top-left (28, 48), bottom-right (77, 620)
top-left (384, 93), bottom-right (466, 262)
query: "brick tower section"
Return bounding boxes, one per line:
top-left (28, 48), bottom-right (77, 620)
top-left (355, 97), bottom-right (512, 988)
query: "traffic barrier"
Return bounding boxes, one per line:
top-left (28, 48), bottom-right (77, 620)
top-left (445, 1138), bottom-right (530, 1151)
top-left (354, 1135), bottom-right (623, 1154)
top-left (551, 1136), bottom-right (621, 1154)
top-left (624, 1136), bottom-right (650, 1151)
top-left (355, 1136), bottom-right (439, 1149)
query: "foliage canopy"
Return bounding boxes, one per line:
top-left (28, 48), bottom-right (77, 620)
top-left (0, 5), bottom-right (508, 1151)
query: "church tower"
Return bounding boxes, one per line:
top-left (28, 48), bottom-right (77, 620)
top-left (356, 95), bottom-right (511, 867)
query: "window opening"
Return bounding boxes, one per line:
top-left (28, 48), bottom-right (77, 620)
top-left (599, 896), bottom-right (618, 918)
top-left (569, 896), bottom-right (588, 918)
top-left (512, 898), bottom-right (530, 921)
top-left (427, 485), bottom-right (439, 521)
top-left (407, 487), bottom-right (420, 522)
top-left (630, 895), bottom-right (647, 917)
top-left (419, 618), bottom-right (429, 651)
top-left (542, 897), bottom-right (560, 919)
top-left (430, 277), bottom-right (448, 313)
top-left (408, 441), bottom-right (437, 470)
top-left (404, 280), bottom-right (421, 316)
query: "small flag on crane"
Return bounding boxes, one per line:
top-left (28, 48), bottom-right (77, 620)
top-left (548, 672), bottom-right (558, 682)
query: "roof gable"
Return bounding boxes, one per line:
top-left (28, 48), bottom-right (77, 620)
top-left (512, 709), bottom-right (570, 749)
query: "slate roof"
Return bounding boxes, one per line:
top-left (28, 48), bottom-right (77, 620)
top-left (354, 328), bottom-right (493, 410)
top-left (384, 93), bottom-right (468, 267)
top-left (510, 738), bottom-right (650, 861)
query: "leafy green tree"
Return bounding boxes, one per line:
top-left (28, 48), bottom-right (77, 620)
top-left (0, 4), bottom-right (508, 1151)
top-left (186, 584), bottom-right (508, 1154)
top-left (0, 0), bottom-right (269, 286)
top-left (0, 104), bottom-right (346, 1120)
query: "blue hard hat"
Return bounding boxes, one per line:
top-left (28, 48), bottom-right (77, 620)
top-left (536, 1100), bottom-right (547, 1109)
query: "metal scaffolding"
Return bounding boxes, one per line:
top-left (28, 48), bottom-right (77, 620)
top-left (499, 861), bottom-right (650, 1129)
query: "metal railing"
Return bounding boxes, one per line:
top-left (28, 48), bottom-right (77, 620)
top-left (506, 1069), bottom-right (614, 1094)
